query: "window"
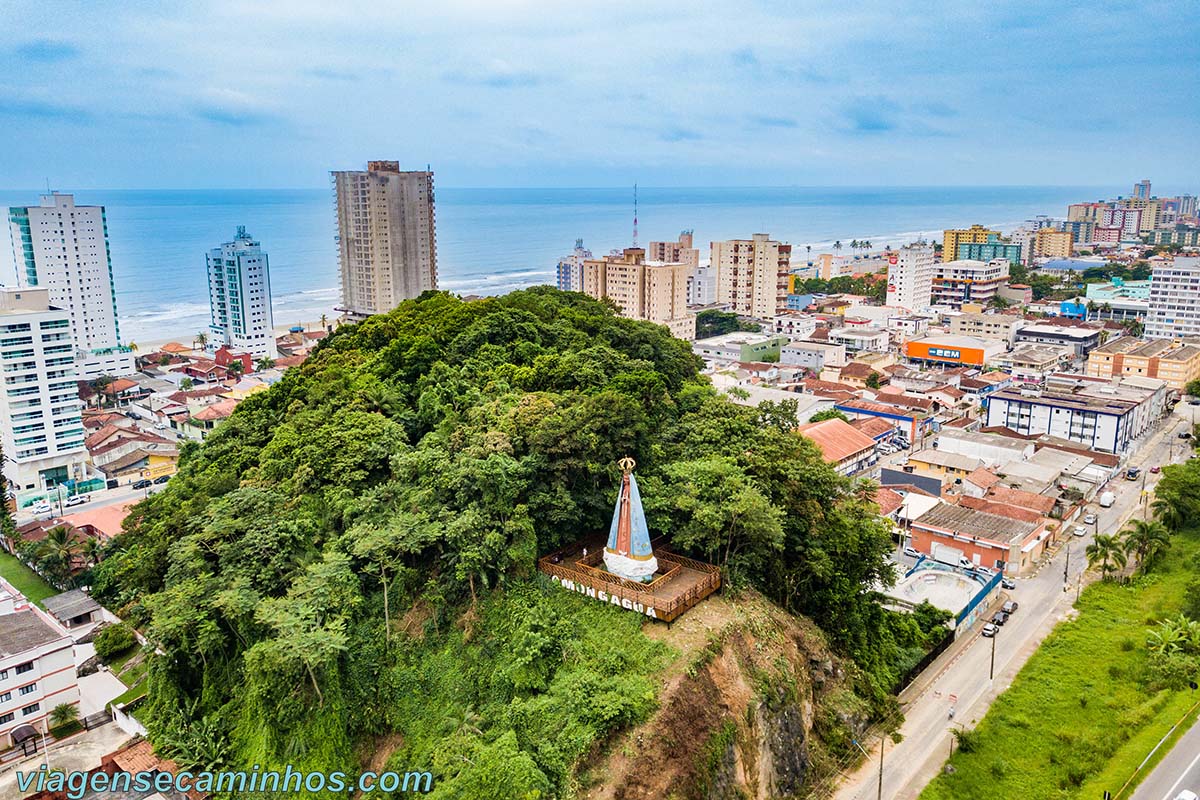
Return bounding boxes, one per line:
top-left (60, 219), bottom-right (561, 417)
top-left (22, 703), bottom-right (40, 716)
top-left (14, 662), bottom-right (33, 675)
top-left (0, 691), bottom-right (9, 702)
top-left (0, 713), bottom-right (13, 725)
top-left (18, 683), bottom-right (36, 695)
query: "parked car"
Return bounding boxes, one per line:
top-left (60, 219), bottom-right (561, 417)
top-left (64, 494), bottom-right (89, 507)
top-left (1073, 525), bottom-right (1087, 537)
top-left (903, 545), bottom-right (920, 558)
top-left (31, 502), bottom-right (53, 515)
top-left (153, 475), bottom-right (171, 484)
top-left (959, 556), bottom-right (973, 569)
top-left (1001, 600), bottom-right (1018, 614)
top-left (1001, 577), bottom-right (1017, 590)
top-left (1181, 431), bottom-right (1193, 439)
top-left (1150, 465), bottom-right (1160, 473)
top-left (1173, 791), bottom-right (1198, 800)
top-left (895, 439), bottom-right (910, 450)
top-left (1083, 513), bottom-right (1097, 525)
top-left (154, 422), bottom-right (168, 430)
top-left (973, 566), bottom-right (996, 579)
top-left (981, 623), bottom-right (997, 638)
top-left (1189, 398), bottom-right (1200, 406)
top-left (991, 611), bottom-right (1009, 626)
top-left (1126, 467), bottom-right (1140, 480)
top-left (131, 478), bottom-right (152, 489)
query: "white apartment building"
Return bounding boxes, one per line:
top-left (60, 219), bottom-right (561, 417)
top-left (0, 606), bottom-right (80, 749)
top-left (332, 161), bottom-right (437, 319)
top-left (0, 287), bottom-right (88, 497)
top-left (771, 313), bottom-right (818, 339)
top-left (885, 243), bottom-right (934, 311)
top-left (932, 258), bottom-right (1010, 309)
top-left (1146, 257), bottom-right (1200, 339)
top-left (779, 340), bottom-right (847, 371)
top-left (712, 233), bottom-right (791, 319)
top-left (7, 194), bottom-right (134, 379)
top-left (829, 326), bottom-right (890, 354)
top-left (206, 227), bottom-right (276, 360)
top-left (687, 263), bottom-right (719, 306)
top-left (555, 239), bottom-right (592, 293)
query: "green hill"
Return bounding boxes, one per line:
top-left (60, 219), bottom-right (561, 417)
top-left (93, 288), bottom-right (944, 797)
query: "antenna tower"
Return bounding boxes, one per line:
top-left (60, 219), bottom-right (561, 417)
top-left (632, 183), bottom-right (639, 248)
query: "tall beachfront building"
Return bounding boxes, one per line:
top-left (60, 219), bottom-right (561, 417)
top-left (555, 239), bottom-right (592, 292)
top-left (582, 248), bottom-right (695, 340)
top-left (647, 231), bottom-right (700, 269)
top-left (331, 161), bottom-right (437, 320)
top-left (1133, 179), bottom-right (1152, 200)
top-left (1034, 228), bottom-right (1074, 258)
top-left (711, 233), bottom-right (791, 319)
top-left (7, 193), bottom-right (134, 379)
top-left (1146, 258), bottom-right (1200, 339)
top-left (885, 243), bottom-right (934, 311)
top-left (932, 258), bottom-right (1010, 309)
top-left (0, 287), bottom-right (87, 497)
top-left (942, 225), bottom-right (998, 265)
top-left (206, 227), bottom-right (276, 360)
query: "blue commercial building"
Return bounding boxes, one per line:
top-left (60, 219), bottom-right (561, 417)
top-left (957, 237), bottom-right (1022, 265)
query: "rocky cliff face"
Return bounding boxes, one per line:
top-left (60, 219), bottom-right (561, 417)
top-left (583, 593), bottom-right (867, 800)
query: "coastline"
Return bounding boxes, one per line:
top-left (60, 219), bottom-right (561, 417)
top-left (137, 318), bottom-right (334, 354)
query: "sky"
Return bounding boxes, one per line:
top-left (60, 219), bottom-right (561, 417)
top-left (0, 0), bottom-right (1197, 189)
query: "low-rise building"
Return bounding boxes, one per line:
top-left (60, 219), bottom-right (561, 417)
top-left (994, 343), bottom-right (1075, 384)
top-left (693, 332), bottom-right (790, 363)
top-left (910, 502), bottom-right (1049, 575)
top-left (1013, 324), bottom-right (1103, 356)
top-left (904, 335), bottom-right (1007, 368)
top-left (933, 258), bottom-right (1010, 308)
top-left (779, 340), bottom-right (847, 371)
top-left (1086, 337), bottom-right (1200, 390)
top-left (984, 374), bottom-right (1167, 454)
top-left (931, 428), bottom-right (1035, 467)
top-left (829, 326), bottom-right (890, 354)
top-left (796, 418), bottom-right (879, 476)
top-left (949, 312), bottom-right (1026, 345)
top-left (771, 313), bottom-right (818, 339)
top-left (0, 606), bottom-right (80, 748)
top-left (906, 448), bottom-right (985, 479)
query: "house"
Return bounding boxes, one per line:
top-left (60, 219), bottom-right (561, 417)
top-left (41, 589), bottom-right (102, 629)
top-left (796, 418), bottom-right (879, 476)
top-left (213, 345), bottom-right (254, 374)
top-left (180, 398), bottom-right (240, 441)
top-left (182, 359), bottom-right (229, 381)
top-left (60, 501), bottom-right (136, 541)
top-left (906, 448), bottom-right (985, 480)
top-left (851, 417), bottom-right (901, 442)
top-left (95, 377), bottom-right (147, 408)
top-left (824, 361), bottom-right (885, 388)
top-left (0, 607), bottom-right (80, 749)
top-left (836, 399), bottom-right (934, 444)
top-left (910, 502), bottom-right (1051, 575)
top-left (961, 468), bottom-right (1002, 498)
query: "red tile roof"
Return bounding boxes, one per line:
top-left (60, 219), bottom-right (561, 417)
top-left (957, 495), bottom-right (1044, 523)
top-left (874, 487), bottom-right (904, 516)
top-left (985, 485), bottom-right (1056, 515)
top-left (964, 468), bottom-right (1001, 489)
top-left (796, 418), bottom-right (878, 464)
top-left (851, 417), bottom-right (897, 438)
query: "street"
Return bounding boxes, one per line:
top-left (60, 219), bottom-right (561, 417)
top-left (1131, 710), bottom-right (1200, 800)
top-left (17, 481), bottom-right (156, 527)
top-left (835, 404), bottom-right (1195, 800)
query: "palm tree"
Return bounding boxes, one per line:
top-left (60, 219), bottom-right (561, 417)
top-left (36, 525), bottom-right (83, 586)
top-left (319, 313), bottom-right (329, 331)
top-left (806, 245), bottom-right (812, 259)
top-left (82, 536), bottom-right (105, 566)
top-left (1086, 533), bottom-right (1127, 581)
top-left (127, 341), bottom-right (138, 352)
top-left (49, 703), bottom-right (79, 729)
top-left (255, 357), bottom-right (275, 372)
top-left (1121, 519), bottom-right (1170, 572)
top-left (850, 239), bottom-right (860, 252)
top-left (180, 377), bottom-right (194, 391)
top-left (833, 240), bottom-right (843, 252)
top-left (194, 331), bottom-right (208, 350)
top-left (863, 239), bottom-right (872, 251)
top-left (1152, 494), bottom-right (1188, 533)
top-left (227, 360), bottom-right (244, 379)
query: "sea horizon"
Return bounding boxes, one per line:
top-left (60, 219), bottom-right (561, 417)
top-left (2, 184), bottom-right (1126, 343)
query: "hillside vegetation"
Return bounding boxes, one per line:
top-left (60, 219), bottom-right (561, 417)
top-left (93, 288), bottom-right (943, 797)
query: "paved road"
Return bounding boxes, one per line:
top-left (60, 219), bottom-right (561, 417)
top-left (17, 483), bottom-right (154, 526)
top-left (1131, 714), bottom-right (1200, 800)
top-left (835, 406), bottom-right (1194, 800)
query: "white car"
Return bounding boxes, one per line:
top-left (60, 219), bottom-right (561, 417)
top-left (64, 494), bottom-right (89, 507)
top-left (1073, 526), bottom-right (1087, 537)
top-left (1173, 791), bottom-right (1198, 800)
top-left (974, 565), bottom-right (995, 578)
top-left (1083, 514), bottom-right (1097, 525)
top-left (903, 546), bottom-right (920, 558)
top-left (31, 502), bottom-right (53, 515)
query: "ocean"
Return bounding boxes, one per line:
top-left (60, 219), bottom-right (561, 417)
top-left (0, 185), bottom-right (1116, 343)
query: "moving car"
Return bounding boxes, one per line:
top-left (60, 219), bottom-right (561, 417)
top-left (1126, 467), bottom-right (1140, 480)
top-left (903, 545), bottom-right (920, 558)
top-left (1099, 491), bottom-right (1116, 507)
top-left (1173, 791), bottom-right (1198, 800)
top-left (990, 611), bottom-right (1009, 626)
top-left (1150, 465), bottom-right (1160, 473)
top-left (1001, 600), bottom-right (1018, 614)
top-left (1001, 577), bottom-right (1017, 590)
top-left (1073, 525), bottom-right (1087, 537)
top-left (981, 623), bottom-right (997, 638)
top-left (131, 478), bottom-right (153, 489)
top-left (31, 502), bottom-right (53, 515)
top-left (153, 475), bottom-right (171, 484)
top-left (1181, 431), bottom-right (1193, 439)
top-left (974, 565), bottom-right (995, 578)
top-left (64, 494), bottom-right (89, 508)
top-left (1083, 513), bottom-right (1097, 525)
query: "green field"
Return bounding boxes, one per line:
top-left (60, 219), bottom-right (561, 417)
top-left (921, 529), bottom-right (1200, 800)
top-left (0, 549), bottom-right (57, 607)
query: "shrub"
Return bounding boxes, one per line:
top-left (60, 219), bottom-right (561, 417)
top-left (93, 623), bottom-right (136, 662)
top-left (952, 728), bottom-right (981, 753)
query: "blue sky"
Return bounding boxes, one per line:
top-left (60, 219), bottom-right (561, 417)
top-left (0, 0), bottom-right (1197, 188)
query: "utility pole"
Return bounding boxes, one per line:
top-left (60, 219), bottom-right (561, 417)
top-left (877, 734), bottom-right (885, 800)
top-left (989, 628), bottom-right (997, 680)
top-left (1063, 539), bottom-right (1070, 587)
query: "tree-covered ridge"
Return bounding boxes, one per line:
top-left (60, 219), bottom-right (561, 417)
top-left (93, 288), bottom-right (936, 797)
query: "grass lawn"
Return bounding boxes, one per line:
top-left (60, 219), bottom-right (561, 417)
top-left (0, 550), bottom-right (57, 607)
top-left (920, 529), bottom-right (1200, 800)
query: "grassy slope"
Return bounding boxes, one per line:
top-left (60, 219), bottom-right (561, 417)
top-left (0, 550), bottom-right (57, 607)
top-left (921, 529), bottom-right (1200, 800)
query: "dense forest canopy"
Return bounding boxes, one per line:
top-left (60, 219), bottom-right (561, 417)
top-left (93, 288), bottom-right (940, 797)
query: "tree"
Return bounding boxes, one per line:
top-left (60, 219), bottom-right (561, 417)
top-left (1086, 533), bottom-right (1127, 581)
top-left (35, 525), bottom-right (83, 586)
top-left (49, 703), bottom-right (79, 729)
top-left (865, 371), bottom-right (882, 389)
top-left (987, 295), bottom-right (1011, 310)
top-left (1185, 378), bottom-right (1200, 398)
top-left (194, 332), bottom-right (208, 350)
top-left (695, 310), bottom-right (759, 339)
top-left (808, 408), bottom-right (850, 423)
top-left (94, 623), bottom-right (137, 661)
top-left (1121, 519), bottom-right (1171, 572)
top-left (319, 313), bottom-right (329, 331)
top-left (180, 377), bottom-right (194, 390)
top-left (226, 360), bottom-right (244, 378)
top-left (255, 357), bottom-right (275, 372)
top-left (1151, 494), bottom-right (1187, 533)
top-left (834, 240), bottom-right (842, 252)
